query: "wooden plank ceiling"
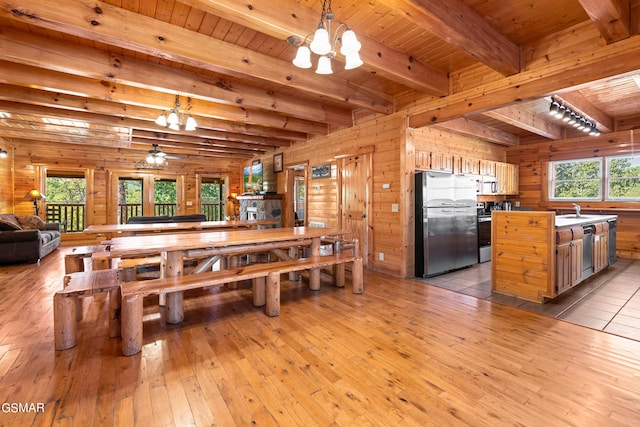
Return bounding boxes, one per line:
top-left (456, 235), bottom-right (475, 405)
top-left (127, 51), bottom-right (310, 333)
top-left (0, 0), bottom-right (638, 160)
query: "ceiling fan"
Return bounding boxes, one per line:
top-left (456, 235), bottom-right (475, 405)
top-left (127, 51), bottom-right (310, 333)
top-left (145, 143), bottom-right (183, 165)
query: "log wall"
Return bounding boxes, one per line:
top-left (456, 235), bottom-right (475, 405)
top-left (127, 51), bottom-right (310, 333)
top-left (5, 139), bottom-right (243, 244)
top-left (0, 139), bottom-right (13, 213)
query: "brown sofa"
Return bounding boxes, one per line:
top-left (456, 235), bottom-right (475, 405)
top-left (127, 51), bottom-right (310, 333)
top-left (0, 214), bottom-right (61, 264)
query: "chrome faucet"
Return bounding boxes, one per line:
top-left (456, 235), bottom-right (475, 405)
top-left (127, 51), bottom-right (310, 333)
top-left (572, 203), bottom-right (581, 218)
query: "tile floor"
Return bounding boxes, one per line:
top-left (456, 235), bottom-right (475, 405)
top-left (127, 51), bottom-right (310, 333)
top-left (417, 258), bottom-right (640, 341)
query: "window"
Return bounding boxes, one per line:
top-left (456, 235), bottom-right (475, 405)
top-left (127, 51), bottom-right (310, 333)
top-left (549, 159), bottom-right (602, 201)
top-left (607, 155), bottom-right (640, 200)
top-left (45, 171), bottom-right (86, 232)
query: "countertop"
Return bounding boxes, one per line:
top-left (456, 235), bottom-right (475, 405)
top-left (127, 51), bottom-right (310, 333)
top-left (555, 214), bottom-right (618, 228)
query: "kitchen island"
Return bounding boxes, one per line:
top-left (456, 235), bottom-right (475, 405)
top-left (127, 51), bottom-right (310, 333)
top-left (491, 211), bottom-right (617, 303)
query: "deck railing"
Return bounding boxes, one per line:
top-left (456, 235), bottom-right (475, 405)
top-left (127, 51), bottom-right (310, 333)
top-left (46, 203), bottom-right (85, 232)
top-left (202, 201), bottom-right (225, 221)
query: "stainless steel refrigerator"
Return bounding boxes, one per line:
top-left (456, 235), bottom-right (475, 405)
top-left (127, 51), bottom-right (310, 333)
top-left (415, 171), bottom-right (478, 277)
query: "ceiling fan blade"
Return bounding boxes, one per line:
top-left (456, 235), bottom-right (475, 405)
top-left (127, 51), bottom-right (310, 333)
top-left (165, 154), bottom-right (183, 160)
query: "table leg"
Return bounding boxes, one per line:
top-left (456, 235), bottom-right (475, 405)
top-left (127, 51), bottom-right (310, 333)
top-left (227, 255), bottom-right (240, 289)
top-left (162, 250), bottom-right (184, 324)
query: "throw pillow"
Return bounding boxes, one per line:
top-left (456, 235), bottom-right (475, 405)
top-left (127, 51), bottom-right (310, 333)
top-left (16, 215), bottom-right (46, 230)
top-left (0, 214), bottom-right (22, 231)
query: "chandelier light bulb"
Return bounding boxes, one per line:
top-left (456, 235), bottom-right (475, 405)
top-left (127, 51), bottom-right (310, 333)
top-left (292, 45), bottom-right (312, 69)
top-left (310, 27), bottom-right (331, 55)
top-left (344, 52), bottom-right (363, 70)
top-left (155, 113), bottom-right (167, 127)
top-left (185, 115), bottom-right (197, 131)
top-left (167, 110), bottom-right (179, 125)
top-left (340, 29), bottom-right (361, 55)
top-left (315, 55), bottom-right (333, 74)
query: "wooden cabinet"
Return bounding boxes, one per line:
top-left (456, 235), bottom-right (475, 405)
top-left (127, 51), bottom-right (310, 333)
top-left (430, 152), bottom-right (454, 172)
top-left (414, 150), bottom-right (453, 172)
top-left (479, 160), bottom-right (496, 176)
top-left (459, 157), bottom-right (480, 175)
top-left (495, 162), bottom-right (519, 195)
top-left (556, 226), bottom-right (583, 295)
top-left (593, 222), bottom-right (609, 274)
top-left (415, 150), bottom-right (430, 169)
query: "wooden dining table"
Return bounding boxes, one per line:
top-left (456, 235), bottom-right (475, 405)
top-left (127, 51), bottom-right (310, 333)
top-left (108, 226), bottom-right (354, 322)
top-left (84, 219), bottom-right (279, 239)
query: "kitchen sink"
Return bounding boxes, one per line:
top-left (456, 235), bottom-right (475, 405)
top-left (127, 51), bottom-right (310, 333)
top-left (557, 214), bottom-right (592, 219)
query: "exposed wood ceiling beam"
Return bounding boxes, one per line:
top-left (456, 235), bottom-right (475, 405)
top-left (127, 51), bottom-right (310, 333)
top-left (0, 84), bottom-right (308, 142)
top-left (555, 92), bottom-right (615, 133)
top-left (381, 0), bottom-right (520, 76)
top-left (482, 105), bottom-right (564, 140)
top-left (0, 0), bottom-right (393, 114)
top-left (0, 27), bottom-right (353, 127)
top-left (408, 36), bottom-right (640, 128)
top-left (578, 0), bottom-right (631, 43)
top-left (181, 0), bottom-right (449, 96)
top-left (0, 101), bottom-right (290, 155)
top-left (0, 62), bottom-right (329, 136)
top-left (433, 118), bottom-right (519, 146)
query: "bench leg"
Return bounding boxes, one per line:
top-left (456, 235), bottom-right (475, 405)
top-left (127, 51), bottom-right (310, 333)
top-left (253, 277), bottom-right (266, 307)
top-left (108, 287), bottom-right (121, 338)
top-left (165, 292), bottom-right (184, 324)
top-left (335, 264), bottom-right (345, 288)
top-left (54, 293), bottom-right (77, 350)
top-left (352, 258), bottom-right (363, 294)
top-left (309, 268), bottom-right (320, 291)
top-left (265, 272), bottom-right (280, 317)
top-left (122, 295), bottom-right (143, 356)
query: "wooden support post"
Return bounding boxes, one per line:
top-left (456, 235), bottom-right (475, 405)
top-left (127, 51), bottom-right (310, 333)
top-left (121, 295), bottom-right (143, 356)
top-left (163, 250), bottom-right (184, 324)
top-left (54, 293), bottom-right (77, 350)
top-left (265, 272), bottom-right (280, 317)
top-left (253, 276), bottom-right (266, 307)
top-left (309, 237), bottom-right (321, 291)
top-left (108, 287), bottom-right (121, 338)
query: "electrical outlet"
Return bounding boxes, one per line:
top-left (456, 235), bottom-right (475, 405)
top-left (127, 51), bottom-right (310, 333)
top-left (391, 203), bottom-right (399, 212)
top-left (378, 252), bottom-right (384, 261)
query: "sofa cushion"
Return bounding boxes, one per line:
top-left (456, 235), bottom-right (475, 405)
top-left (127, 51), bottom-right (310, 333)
top-left (40, 230), bottom-right (60, 244)
top-left (16, 215), bottom-right (46, 230)
top-left (0, 214), bottom-right (22, 231)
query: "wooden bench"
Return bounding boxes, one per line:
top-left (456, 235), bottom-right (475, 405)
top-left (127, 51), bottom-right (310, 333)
top-left (53, 269), bottom-right (120, 350)
top-left (64, 244), bottom-right (109, 274)
top-left (120, 252), bottom-right (363, 355)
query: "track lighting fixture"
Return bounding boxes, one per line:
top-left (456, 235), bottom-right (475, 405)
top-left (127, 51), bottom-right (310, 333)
top-left (155, 95), bottom-right (197, 131)
top-left (548, 98), bottom-right (600, 137)
top-left (287, 0), bottom-right (362, 75)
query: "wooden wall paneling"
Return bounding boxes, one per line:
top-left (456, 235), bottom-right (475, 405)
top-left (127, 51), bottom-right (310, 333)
top-left (10, 138), bottom-right (243, 242)
top-left (249, 114), bottom-right (406, 276)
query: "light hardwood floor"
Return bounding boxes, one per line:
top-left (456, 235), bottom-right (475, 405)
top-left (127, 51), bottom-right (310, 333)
top-left (1, 247), bottom-right (640, 426)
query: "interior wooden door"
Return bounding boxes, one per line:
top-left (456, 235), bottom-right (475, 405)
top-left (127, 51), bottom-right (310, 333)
top-left (341, 154), bottom-right (371, 266)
